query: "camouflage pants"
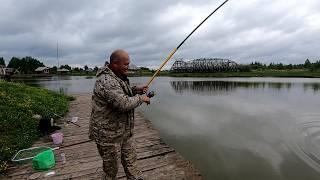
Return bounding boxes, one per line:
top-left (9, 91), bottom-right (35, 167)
top-left (97, 136), bottom-right (142, 180)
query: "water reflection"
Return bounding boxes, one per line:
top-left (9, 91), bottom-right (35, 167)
top-left (304, 83), bottom-right (320, 92)
top-left (170, 81), bottom-right (237, 95)
top-left (13, 76), bottom-right (95, 94)
top-left (170, 80), bottom-right (319, 95)
top-left (59, 87), bottom-right (68, 95)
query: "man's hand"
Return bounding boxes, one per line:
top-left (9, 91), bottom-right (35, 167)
top-left (141, 95), bottom-right (151, 104)
top-left (135, 85), bottom-right (148, 94)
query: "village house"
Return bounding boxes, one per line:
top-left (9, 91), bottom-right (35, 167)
top-left (0, 65), bottom-right (14, 78)
top-left (34, 67), bottom-right (50, 74)
top-left (57, 68), bottom-right (70, 75)
top-left (128, 64), bottom-right (140, 75)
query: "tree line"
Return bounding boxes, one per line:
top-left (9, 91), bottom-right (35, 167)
top-left (1, 56), bottom-right (320, 74)
top-left (0, 56), bottom-right (99, 74)
top-left (240, 59), bottom-right (320, 72)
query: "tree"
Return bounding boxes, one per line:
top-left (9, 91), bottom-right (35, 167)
top-left (0, 57), bottom-right (5, 66)
top-left (140, 67), bottom-right (150, 71)
top-left (304, 59), bottom-right (312, 69)
top-left (310, 60), bottom-right (320, 71)
top-left (7, 57), bottom-right (20, 68)
top-left (268, 63), bottom-right (275, 69)
top-left (94, 66), bottom-right (99, 72)
top-left (276, 63), bottom-right (284, 70)
top-left (7, 56), bottom-right (44, 74)
top-left (60, 65), bottom-right (71, 70)
top-left (84, 65), bottom-right (88, 71)
top-left (50, 66), bottom-right (57, 74)
top-left (249, 61), bottom-right (264, 70)
top-left (238, 65), bottom-right (251, 72)
top-left (73, 67), bottom-right (81, 72)
top-left (315, 60), bottom-right (320, 69)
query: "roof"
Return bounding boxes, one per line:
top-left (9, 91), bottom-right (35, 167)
top-left (86, 68), bottom-right (94, 72)
top-left (35, 67), bottom-right (49, 71)
top-left (129, 64), bottom-right (140, 70)
top-left (57, 68), bottom-right (70, 72)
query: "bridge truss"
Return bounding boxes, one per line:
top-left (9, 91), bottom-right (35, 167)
top-left (170, 58), bottom-right (239, 72)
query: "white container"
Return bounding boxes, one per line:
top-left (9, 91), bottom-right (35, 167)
top-left (60, 153), bottom-right (66, 164)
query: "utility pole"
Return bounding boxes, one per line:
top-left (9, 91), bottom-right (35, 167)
top-left (57, 42), bottom-right (59, 69)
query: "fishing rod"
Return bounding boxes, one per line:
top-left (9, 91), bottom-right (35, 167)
top-left (146, 0), bottom-right (230, 87)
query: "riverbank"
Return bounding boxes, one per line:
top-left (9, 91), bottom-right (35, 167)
top-left (152, 70), bottom-right (320, 78)
top-left (0, 81), bottom-right (72, 174)
top-left (6, 69), bottom-right (320, 79)
top-left (4, 94), bottom-right (202, 179)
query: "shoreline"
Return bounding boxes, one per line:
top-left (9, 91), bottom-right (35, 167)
top-left (5, 70), bottom-right (320, 79)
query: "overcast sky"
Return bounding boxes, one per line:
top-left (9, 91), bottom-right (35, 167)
top-left (1, 0), bottom-right (320, 69)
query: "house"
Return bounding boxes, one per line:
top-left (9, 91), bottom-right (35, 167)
top-left (86, 68), bottom-right (94, 73)
top-left (128, 64), bottom-right (140, 75)
top-left (85, 68), bottom-right (94, 74)
top-left (0, 65), bottom-right (5, 76)
top-left (34, 67), bottom-right (50, 74)
top-left (57, 68), bottom-right (70, 75)
top-left (0, 65), bottom-right (14, 77)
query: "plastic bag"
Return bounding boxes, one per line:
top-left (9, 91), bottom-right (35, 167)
top-left (32, 149), bottom-right (55, 170)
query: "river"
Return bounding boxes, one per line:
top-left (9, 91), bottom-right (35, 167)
top-left (16, 76), bottom-right (320, 180)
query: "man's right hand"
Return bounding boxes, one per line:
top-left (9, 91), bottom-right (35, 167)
top-left (141, 95), bottom-right (151, 104)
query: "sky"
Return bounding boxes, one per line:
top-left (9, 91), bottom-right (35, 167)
top-left (0, 0), bottom-right (320, 69)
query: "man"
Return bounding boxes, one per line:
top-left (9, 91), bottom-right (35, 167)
top-left (89, 49), bottom-right (150, 180)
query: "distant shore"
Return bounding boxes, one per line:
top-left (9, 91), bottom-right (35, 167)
top-left (5, 70), bottom-right (320, 79)
top-left (162, 70), bottom-right (320, 78)
top-left (133, 70), bottom-right (320, 78)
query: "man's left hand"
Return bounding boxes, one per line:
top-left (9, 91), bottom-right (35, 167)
top-left (135, 85), bottom-right (148, 94)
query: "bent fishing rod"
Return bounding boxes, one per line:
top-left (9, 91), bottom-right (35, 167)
top-left (146, 0), bottom-right (230, 87)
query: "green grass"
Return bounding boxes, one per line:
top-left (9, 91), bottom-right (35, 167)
top-left (0, 81), bottom-right (72, 174)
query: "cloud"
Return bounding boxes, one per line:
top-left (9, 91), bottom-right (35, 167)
top-left (0, 0), bottom-right (319, 68)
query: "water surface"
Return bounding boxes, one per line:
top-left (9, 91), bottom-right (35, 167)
top-left (18, 76), bottom-right (320, 180)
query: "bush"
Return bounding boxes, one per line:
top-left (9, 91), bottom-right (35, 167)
top-left (239, 65), bottom-right (251, 72)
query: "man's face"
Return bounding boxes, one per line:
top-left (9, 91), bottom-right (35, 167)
top-left (114, 53), bottom-right (130, 76)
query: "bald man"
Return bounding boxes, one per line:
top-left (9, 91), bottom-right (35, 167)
top-left (89, 50), bottom-right (150, 180)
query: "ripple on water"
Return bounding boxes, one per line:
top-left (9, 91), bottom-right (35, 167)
top-left (289, 113), bottom-right (320, 173)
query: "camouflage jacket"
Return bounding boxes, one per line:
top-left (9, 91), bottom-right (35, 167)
top-left (89, 66), bottom-right (143, 144)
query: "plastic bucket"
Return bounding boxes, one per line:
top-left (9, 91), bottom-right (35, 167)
top-left (51, 132), bottom-right (63, 145)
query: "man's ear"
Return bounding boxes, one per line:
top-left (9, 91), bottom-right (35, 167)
top-left (110, 63), bottom-right (117, 68)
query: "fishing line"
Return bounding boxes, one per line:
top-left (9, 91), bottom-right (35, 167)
top-left (146, 0), bottom-right (230, 87)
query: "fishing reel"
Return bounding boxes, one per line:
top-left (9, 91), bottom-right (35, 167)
top-left (146, 91), bottom-right (155, 105)
top-left (147, 91), bottom-right (155, 98)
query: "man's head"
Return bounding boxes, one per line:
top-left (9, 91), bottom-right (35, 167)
top-left (108, 49), bottom-right (130, 77)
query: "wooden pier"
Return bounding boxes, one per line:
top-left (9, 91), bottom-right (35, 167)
top-left (5, 94), bottom-right (202, 180)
